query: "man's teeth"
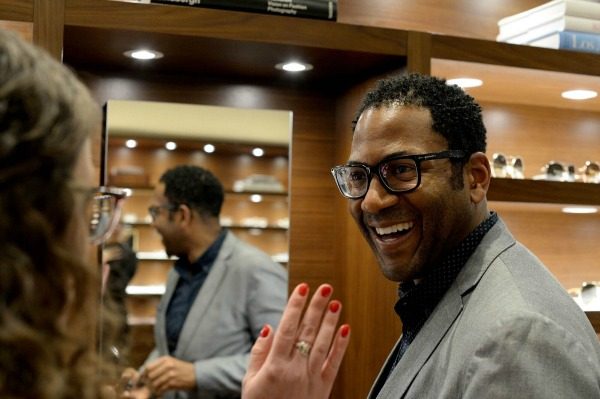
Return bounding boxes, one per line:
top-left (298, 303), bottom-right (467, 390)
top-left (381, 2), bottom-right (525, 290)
top-left (375, 222), bottom-right (414, 235)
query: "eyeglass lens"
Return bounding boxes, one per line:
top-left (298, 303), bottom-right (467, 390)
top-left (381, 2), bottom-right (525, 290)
top-left (90, 193), bottom-right (121, 244)
top-left (333, 158), bottom-right (419, 198)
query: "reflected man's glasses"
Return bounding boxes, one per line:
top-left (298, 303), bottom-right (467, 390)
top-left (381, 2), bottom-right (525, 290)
top-left (148, 204), bottom-right (179, 220)
top-left (331, 150), bottom-right (467, 199)
top-left (88, 186), bottom-right (130, 244)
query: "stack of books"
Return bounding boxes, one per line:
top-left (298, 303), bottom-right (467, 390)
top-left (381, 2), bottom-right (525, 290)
top-left (496, 0), bottom-right (600, 54)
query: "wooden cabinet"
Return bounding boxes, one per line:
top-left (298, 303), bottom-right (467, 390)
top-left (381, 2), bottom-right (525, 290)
top-left (4, 0), bottom-right (597, 396)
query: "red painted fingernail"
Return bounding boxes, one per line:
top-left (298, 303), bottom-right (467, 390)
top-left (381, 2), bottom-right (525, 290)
top-left (321, 285), bottom-right (332, 297)
top-left (329, 300), bottom-right (340, 313)
top-left (341, 324), bottom-right (350, 338)
top-left (260, 325), bottom-right (270, 338)
top-left (298, 283), bottom-right (309, 296)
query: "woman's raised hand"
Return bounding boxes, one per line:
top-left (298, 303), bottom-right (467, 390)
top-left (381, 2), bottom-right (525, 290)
top-left (242, 283), bottom-right (350, 399)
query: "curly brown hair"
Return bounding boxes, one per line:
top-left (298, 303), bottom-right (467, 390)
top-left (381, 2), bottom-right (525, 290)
top-left (0, 30), bottom-right (113, 398)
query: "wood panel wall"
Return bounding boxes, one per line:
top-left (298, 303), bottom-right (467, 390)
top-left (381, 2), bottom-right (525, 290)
top-left (339, 0), bottom-right (548, 41)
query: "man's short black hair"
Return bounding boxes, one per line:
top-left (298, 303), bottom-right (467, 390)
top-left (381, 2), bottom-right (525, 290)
top-left (160, 165), bottom-right (224, 218)
top-left (352, 73), bottom-right (487, 155)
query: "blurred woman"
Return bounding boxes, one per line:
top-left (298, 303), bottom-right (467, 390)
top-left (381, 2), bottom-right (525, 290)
top-left (0, 29), bottom-right (124, 398)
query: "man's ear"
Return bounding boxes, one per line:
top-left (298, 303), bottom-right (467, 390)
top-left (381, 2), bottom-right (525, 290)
top-left (178, 203), bottom-right (193, 226)
top-left (466, 152), bottom-right (491, 204)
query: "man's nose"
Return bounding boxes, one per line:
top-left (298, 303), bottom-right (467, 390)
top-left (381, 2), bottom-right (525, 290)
top-left (361, 176), bottom-right (398, 214)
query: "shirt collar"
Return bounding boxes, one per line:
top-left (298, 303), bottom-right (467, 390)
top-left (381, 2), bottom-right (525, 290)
top-left (174, 228), bottom-right (227, 279)
top-left (394, 212), bottom-right (498, 330)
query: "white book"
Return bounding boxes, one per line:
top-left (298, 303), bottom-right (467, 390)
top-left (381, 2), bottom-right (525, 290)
top-left (497, 0), bottom-right (600, 41)
top-left (498, 15), bottom-right (600, 44)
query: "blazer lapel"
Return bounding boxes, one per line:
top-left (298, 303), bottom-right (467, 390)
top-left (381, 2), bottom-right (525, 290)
top-left (173, 232), bottom-right (235, 357)
top-left (376, 283), bottom-right (463, 399)
top-left (156, 269), bottom-right (179, 355)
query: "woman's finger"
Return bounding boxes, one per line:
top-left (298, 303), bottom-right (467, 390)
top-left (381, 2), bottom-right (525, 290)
top-left (294, 284), bottom-right (333, 359)
top-left (245, 324), bottom-right (274, 381)
top-left (321, 324), bottom-right (351, 384)
top-left (308, 299), bottom-right (342, 369)
top-left (270, 283), bottom-right (310, 355)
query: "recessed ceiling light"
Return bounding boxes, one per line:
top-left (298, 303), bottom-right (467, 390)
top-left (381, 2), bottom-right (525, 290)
top-left (561, 206), bottom-right (598, 214)
top-left (250, 194), bottom-right (263, 203)
top-left (275, 61), bottom-right (313, 72)
top-left (165, 141), bottom-right (177, 151)
top-left (252, 147), bottom-right (264, 157)
top-left (203, 144), bottom-right (215, 153)
top-left (125, 139), bottom-right (137, 149)
top-left (123, 49), bottom-right (164, 60)
top-left (561, 89), bottom-right (598, 101)
top-left (446, 78), bottom-right (483, 89)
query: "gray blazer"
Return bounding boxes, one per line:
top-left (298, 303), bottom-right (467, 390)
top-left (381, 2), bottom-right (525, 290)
top-left (145, 231), bottom-right (288, 399)
top-left (370, 218), bottom-right (600, 398)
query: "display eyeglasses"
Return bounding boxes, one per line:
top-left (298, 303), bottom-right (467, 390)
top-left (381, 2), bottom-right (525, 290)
top-left (331, 150), bottom-right (466, 199)
top-left (89, 186), bottom-right (130, 244)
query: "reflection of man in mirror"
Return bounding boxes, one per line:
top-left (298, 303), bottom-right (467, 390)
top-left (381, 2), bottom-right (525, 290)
top-left (122, 165), bottom-right (287, 399)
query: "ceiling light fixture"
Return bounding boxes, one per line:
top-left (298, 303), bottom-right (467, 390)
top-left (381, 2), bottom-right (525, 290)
top-left (123, 49), bottom-right (164, 60)
top-left (250, 194), bottom-right (263, 203)
top-left (446, 78), bottom-right (483, 89)
top-left (275, 61), bottom-right (313, 72)
top-left (252, 147), bottom-right (264, 157)
top-left (561, 206), bottom-right (598, 214)
top-left (561, 89), bottom-right (598, 101)
top-left (203, 144), bottom-right (215, 153)
top-left (125, 139), bottom-right (137, 148)
top-left (165, 141), bottom-right (177, 151)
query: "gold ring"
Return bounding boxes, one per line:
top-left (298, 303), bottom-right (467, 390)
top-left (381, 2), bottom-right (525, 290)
top-left (295, 340), bottom-right (312, 357)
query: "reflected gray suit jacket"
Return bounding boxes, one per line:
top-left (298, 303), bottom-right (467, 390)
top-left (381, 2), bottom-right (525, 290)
top-left (369, 218), bottom-right (600, 398)
top-left (145, 231), bottom-right (288, 399)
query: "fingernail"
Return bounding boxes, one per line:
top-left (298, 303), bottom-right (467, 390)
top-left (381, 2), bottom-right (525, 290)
top-left (321, 285), bottom-right (332, 297)
top-left (329, 300), bottom-right (340, 313)
top-left (298, 283), bottom-right (309, 296)
top-left (341, 324), bottom-right (350, 338)
top-left (260, 325), bottom-right (270, 338)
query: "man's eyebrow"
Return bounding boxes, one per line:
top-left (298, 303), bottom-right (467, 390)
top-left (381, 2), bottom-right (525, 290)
top-left (346, 151), bottom-right (411, 166)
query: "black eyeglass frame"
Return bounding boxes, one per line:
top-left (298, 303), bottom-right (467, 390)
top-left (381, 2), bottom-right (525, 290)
top-left (331, 150), bottom-right (467, 199)
top-left (148, 203), bottom-right (180, 220)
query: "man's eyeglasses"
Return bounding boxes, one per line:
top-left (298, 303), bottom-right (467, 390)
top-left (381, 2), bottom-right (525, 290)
top-left (89, 186), bottom-right (130, 244)
top-left (148, 204), bottom-right (179, 220)
top-left (331, 150), bottom-right (467, 199)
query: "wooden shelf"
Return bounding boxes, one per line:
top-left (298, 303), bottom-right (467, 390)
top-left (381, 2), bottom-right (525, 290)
top-left (488, 178), bottom-right (600, 206)
top-left (586, 311), bottom-right (600, 334)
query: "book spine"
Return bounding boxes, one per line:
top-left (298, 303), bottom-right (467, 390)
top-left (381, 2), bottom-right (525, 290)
top-left (150, 0), bottom-right (337, 20)
top-left (559, 30), bottom-right (600, 53)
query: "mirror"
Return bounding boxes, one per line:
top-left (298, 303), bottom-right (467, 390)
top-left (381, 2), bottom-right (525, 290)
top-left (103, 100), bottom-right (292, 366)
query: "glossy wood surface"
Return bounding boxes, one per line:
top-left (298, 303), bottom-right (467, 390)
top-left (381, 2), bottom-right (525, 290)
top-left (339, 0), bottom-right (554, 41)
top-left (0, 0), bottom-right (33, 22)
top-left (65, 0), bottom-right (408, 54)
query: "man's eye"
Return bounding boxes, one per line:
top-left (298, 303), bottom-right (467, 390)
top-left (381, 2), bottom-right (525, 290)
top-left (349, 172), bottom-right (366, 181)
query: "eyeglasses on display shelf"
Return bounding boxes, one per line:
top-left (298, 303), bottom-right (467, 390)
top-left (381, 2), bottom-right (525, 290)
top-left (533, 160), bottom-right (599, 183)
top-left (490, 153), bottom-right (524, 179)
top-left (331, 150), bottom-right (466, 199)
top-left (89, 186), bottom-right (130, 245)
top-left (572, 281), bottom-right (600, 311)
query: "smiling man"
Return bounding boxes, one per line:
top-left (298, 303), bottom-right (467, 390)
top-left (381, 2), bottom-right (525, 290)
top-left (331, 74), bottom-right (600, 398)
